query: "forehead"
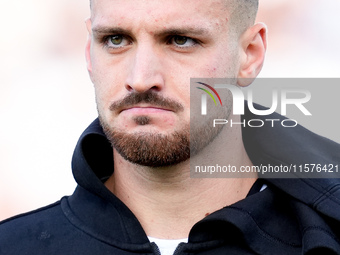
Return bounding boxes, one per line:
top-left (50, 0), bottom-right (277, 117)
top-left (91, 0), bottom-right (230, 33)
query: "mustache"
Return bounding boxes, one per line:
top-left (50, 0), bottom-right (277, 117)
top-left (109, 91), bottom-right (184, 112)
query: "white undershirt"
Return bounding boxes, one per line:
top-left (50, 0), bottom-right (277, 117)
top-left (260, 184), bottom-right (267, 192)
top-left (148, 184), bottom-right (268, 255)
top-left (148, 237), bottom-right (188, 255)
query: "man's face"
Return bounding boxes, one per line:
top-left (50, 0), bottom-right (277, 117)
top-left (86, 0), bottom-right (240, 167)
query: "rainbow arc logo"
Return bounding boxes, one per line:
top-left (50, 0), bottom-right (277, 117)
top-left (196, 82), bottom-right (223, 106)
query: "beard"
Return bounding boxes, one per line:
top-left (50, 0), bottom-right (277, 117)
top-left (100, 118), bottom-right (191, 167)
top-left (99, 90), bottom-right (232, 168)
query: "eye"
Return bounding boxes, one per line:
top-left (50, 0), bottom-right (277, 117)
top-left (106, 35), bottom-right (131, 48)
top-left (170, 36), bottom-right (198, 48)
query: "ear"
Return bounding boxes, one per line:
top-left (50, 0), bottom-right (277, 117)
top-left (85, 18), bottom-right (93, 74)
top-left (237, 23), bottom-right (267, 87)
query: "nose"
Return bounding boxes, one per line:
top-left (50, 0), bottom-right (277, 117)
top-left (125, 43), bottom-right (165, 93)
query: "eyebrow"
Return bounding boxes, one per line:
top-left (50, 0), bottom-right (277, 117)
top-left (92, 26), bottom-right (210, 37)
top-left (92, 26), bottom-right (129, 35)
top-left (155, 28), bottom-right (210, 37)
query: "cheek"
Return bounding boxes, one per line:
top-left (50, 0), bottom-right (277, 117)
top-left (197, 50), bottom-right (238, 78)
top-left (91, 56), bottom-right (127, 107)
top-left (91, 54), bottom-right (113, 84)
top-left (192, 57), bottom-right (221, 78)
top-left (205, 65), bottom-right (219, 77)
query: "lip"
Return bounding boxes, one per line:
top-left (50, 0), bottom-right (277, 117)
top-left (120, 106), bottom-right (173, 114)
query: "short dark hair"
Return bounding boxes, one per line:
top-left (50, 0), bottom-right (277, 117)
top-left (227, 0), bottom-right (259, 36)
top-left (89, 0), bottom-right (259, 35)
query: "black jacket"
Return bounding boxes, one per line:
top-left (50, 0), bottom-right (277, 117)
top-left (1, 106), bottom-right (340, 255)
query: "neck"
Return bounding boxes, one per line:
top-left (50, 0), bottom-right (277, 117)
top-left (105, 118), bottom-right (256, 239)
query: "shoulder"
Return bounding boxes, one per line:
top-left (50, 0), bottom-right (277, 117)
top-left (0, 198), bottom-right (72, 254)
top-left (0, 199), bottom-right (63, 230)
